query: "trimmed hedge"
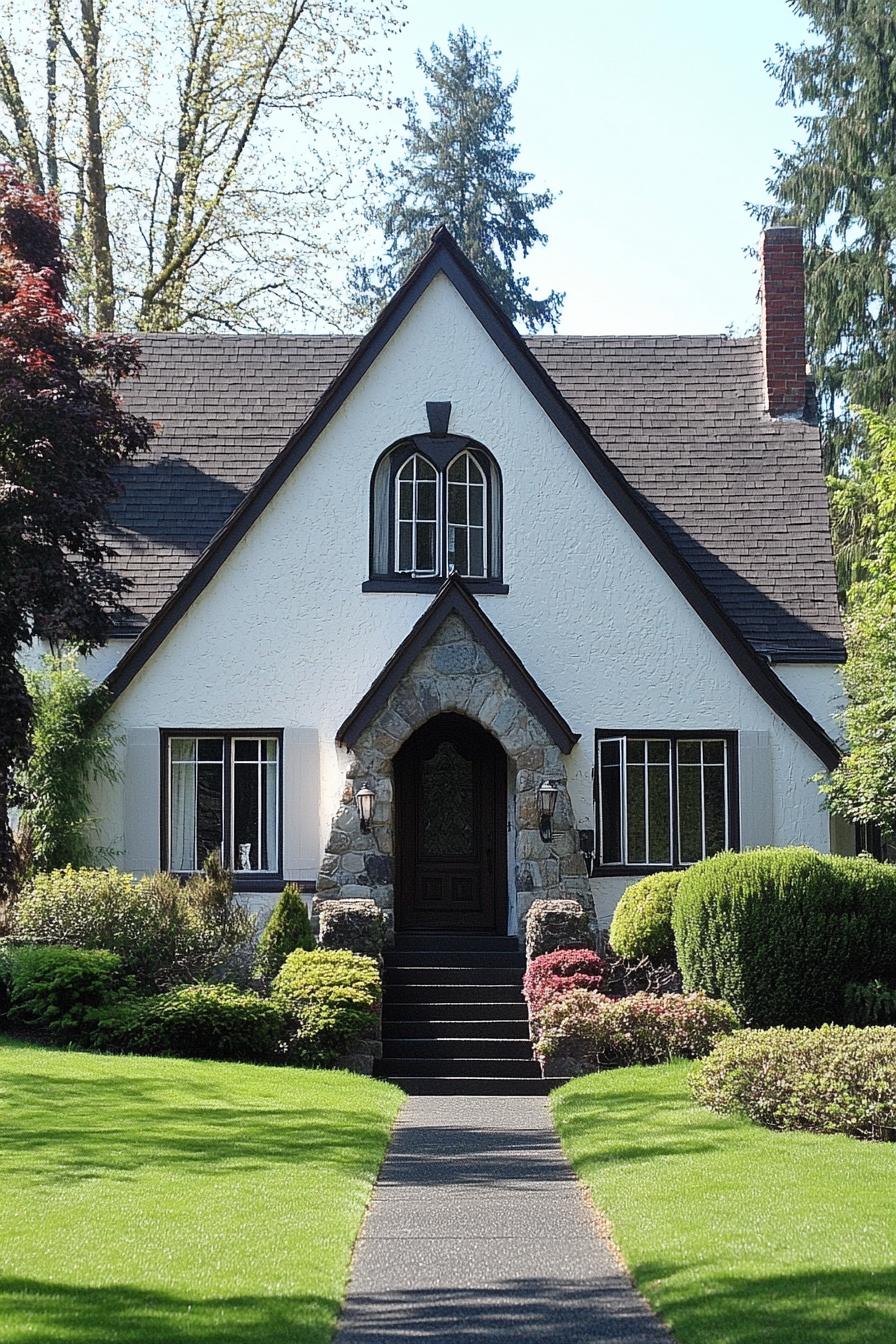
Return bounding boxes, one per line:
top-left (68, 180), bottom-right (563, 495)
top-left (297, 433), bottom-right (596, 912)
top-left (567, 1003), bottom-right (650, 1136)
top-left (253, 885), bottom-right (314, 982)
top-left (674, 848), bottom-right (896, 1026)
top-left (609, 871), bottom-right (681, 965)
top-left (273, 949), bottom-right (381, 1066)
top-left (534, 989), bottom-right (736, 1069)
top-left (523, 949), bottom-right (608, 1016)
top-left (691, 1025), bottom-right (896, 1141)
top-left (93, 983), bottom-right (287, 1063)
top-left (2, 945), bottom-right (127, 1041)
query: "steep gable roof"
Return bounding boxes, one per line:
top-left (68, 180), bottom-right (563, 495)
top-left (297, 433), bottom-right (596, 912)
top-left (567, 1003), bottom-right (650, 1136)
top-left (104, 229), bottom-right (840, 768)
top-left (337, 573), bottom-right (579, 753)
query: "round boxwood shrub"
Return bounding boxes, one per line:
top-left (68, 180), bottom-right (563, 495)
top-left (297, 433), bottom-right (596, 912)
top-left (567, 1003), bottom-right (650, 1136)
top-left (3, 945), bottom-right (127, 1041)
top-left (252, 885), bottom-right (315, 982)
top-left (523, 948), bottom-right (608, 1016)
top-left (691, 1024), bottom-right (896, 1141)
top-left (673, 848), bottom-right (896, 1027)
top-left (273, 949), bottom-right (381, 1066)
top-left (534, 989), bottom-right (736, 1070)
top-left (93, 983), bottom-right (287, 1063)
top-left (609, 871), bottom-right (682, 964)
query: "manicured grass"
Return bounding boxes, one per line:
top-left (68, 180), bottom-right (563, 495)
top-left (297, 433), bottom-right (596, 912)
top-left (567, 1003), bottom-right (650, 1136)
top-left (0, 1037), bottom-right (402, 1343)
top-left (552, 1060), bottom-right (896, 1344)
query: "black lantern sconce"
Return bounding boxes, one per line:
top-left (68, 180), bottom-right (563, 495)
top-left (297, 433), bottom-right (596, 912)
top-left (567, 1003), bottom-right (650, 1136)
top-left (537, 779), bottom-right (559, 842)
top-left (355, 785), bottom-right (376, 833)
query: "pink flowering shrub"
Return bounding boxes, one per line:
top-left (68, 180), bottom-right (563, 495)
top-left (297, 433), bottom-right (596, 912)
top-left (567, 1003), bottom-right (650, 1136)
top-left (523, 948), bottom-right (608, 1015)
top-left (534, 989), bottom-right (736, 1067)
top-left (691, 1024), bottom-right (896, 1141)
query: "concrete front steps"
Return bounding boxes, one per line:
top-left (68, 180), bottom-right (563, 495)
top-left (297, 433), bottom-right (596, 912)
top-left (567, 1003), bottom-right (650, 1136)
top-left (375, 933), bottom-right (557, 1095)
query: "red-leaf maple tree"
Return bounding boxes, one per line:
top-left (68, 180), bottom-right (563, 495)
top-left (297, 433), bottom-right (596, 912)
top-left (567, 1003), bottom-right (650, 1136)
top-left (0, 170), bottom-right (153, 898)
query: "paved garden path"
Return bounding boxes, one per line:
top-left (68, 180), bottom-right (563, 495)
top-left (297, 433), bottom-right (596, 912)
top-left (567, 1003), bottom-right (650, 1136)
top-left (335, 1094), bottom-right (672, 1343)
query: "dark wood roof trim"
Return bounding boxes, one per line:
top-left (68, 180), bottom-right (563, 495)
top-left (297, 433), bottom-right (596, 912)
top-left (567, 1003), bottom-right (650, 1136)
top-left (103, 228), bottom-right (840, 769)
top-left (336, 573), bottom-right (580, 754)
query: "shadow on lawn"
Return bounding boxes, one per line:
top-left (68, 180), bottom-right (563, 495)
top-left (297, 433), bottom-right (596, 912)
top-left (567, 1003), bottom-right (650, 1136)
top-left (0, 1070), bottom-right (391, 1184)
top-left (635, 1261), bottom-right (896, 1344)
top-left (0, 1275), bottom-right (336, 1344)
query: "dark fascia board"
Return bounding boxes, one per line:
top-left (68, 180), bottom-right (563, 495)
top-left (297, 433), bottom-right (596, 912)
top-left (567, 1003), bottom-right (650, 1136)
top-left (336, 573), bottom-right (580, 754)
top-left (103, 227), bottom-right (840, 770)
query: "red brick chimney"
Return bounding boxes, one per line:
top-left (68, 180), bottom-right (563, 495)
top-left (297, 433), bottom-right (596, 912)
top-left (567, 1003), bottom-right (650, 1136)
top-left (759, 226), bottom-right (807, 418)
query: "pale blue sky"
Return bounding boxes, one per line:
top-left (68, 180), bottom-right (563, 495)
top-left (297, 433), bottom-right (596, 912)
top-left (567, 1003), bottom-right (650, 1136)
top-left (377, 0), bottom-right (811, 334)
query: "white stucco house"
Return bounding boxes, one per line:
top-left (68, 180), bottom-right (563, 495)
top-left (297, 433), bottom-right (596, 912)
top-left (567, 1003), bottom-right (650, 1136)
top-left (85, 225), bottom-right (847, 939)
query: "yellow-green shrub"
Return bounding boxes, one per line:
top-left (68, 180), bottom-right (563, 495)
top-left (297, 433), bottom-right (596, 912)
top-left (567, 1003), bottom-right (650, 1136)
top-left (609, 871), bottom-right (681, 964)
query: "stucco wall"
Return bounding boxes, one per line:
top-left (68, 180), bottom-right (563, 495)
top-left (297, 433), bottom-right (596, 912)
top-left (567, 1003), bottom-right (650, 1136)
top-left (96, 270), bottom-right (840, 924)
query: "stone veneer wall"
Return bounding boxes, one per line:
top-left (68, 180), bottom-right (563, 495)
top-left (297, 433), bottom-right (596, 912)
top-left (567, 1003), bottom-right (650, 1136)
top-left (316, 613), bottom-right (593, 940)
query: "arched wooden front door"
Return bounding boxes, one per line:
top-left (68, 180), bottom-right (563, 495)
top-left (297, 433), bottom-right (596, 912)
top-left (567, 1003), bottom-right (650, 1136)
top-left (394, 713), bottom-right (507, 933)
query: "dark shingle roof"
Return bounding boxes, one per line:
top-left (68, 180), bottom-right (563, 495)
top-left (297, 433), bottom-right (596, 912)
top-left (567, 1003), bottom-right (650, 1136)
top-left (107, 331), bottom-right (843, 660)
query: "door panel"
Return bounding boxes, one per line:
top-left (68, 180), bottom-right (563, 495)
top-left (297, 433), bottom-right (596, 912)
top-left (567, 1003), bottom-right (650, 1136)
top-left (395, 714), bottom-right (507, 933)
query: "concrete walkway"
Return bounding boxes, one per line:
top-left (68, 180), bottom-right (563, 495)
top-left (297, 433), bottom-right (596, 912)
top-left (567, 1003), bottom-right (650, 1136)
top-left (335, 1094), bottom-right (673, 1343)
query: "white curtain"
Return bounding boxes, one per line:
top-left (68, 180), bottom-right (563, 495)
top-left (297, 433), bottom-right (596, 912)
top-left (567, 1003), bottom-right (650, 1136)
top-left (169, 740), bottom-right (197, 870)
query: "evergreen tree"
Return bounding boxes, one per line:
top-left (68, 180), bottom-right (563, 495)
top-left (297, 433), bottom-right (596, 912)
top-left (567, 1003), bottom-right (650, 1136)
top-left (0, 171), bottom-right (152, 901)
top-left (356, 27), bottom-right (563, 332)
top-left (754, 2), bottom-right (896, 473)
top-left (823, 407), bottom-right (896, 833)
top-left (253, 885), bottom-right (315, 982)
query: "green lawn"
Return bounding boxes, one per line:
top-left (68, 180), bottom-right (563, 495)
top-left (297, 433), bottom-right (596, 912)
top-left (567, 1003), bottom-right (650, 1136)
top-left (0, 1037), bottom-right (403, 1344)
top-left (552, 1060), bottom-right (896, 1344)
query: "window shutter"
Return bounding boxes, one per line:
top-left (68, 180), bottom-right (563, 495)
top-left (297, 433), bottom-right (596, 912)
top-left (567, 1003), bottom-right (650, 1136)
top-left (282, 727), bottom-right (320, 881)
top-left (738, 731), bottom-right (772, 849)
top-left (124, 727), bottom-right (160, 875)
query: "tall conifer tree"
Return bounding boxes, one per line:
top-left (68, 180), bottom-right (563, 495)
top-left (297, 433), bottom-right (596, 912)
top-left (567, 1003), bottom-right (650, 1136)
top-left (356, 27), bottom-right (563, 332)
top-left (754, 2), bottom-right (896, 472)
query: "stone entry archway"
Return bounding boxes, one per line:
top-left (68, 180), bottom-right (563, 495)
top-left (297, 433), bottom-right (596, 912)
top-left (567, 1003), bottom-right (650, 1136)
top-left (316, 610), bottom-right (593, 941)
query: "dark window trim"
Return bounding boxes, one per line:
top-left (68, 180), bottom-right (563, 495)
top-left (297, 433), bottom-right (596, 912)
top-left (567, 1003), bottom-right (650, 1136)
top-left (160, 728), bottom-right (284, 887)
top-left (362, 578), bottom-right (509, 595)
top-left (593, 728), bottom-right (740, 875)
top-left (368, 433), bottom-right (504, 586)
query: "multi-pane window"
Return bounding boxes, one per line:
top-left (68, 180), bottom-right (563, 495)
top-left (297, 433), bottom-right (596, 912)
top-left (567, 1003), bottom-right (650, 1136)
top-left (396, 454), bottom-right (439, 575)
top-left (446, 451), bottom-right (487, 578)
top-left (372, 442), bottom-right (500, 582)
top-left (596, 732), bottom-right (736, 870)
top-left (166, 733), bottom-right (280, 874)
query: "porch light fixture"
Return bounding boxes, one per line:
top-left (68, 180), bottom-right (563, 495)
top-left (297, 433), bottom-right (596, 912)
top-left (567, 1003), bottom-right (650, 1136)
top-left (355, 785), bottom-right (376, 833)
top-left (538, 779), bottom-right (559, 842)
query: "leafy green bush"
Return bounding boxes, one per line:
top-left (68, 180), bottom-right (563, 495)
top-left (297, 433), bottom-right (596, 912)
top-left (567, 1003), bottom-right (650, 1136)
top-left (273, 949), bottom-right (381, 1066)
top-left (15, 856), bottom-right (254, 990)
top-left (844, 979), bottom-right (896, 1025)
top-left (673, 848), bottom-right (896, 1026)
top-left (609, 871), bottom-right (682, 964)
top-left (14, 651), bottom-right (120, 873)
top-left (253, 885), bottom-right (314, 981)
top-left (93, 983), bottom-right (287, 1063)
top-left (2, 945), bottom-right (127, 1041)
top-left (534, 989), bottom-right (736, 1069)
top-left (691, 1025), bottom-right (896, 1141)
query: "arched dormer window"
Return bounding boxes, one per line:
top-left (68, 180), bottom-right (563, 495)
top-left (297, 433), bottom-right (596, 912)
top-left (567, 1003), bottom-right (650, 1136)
top-left (367, 436), bottom-right (505, 592)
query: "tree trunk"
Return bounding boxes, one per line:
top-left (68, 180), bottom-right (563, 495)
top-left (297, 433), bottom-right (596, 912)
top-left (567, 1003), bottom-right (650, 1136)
top-left (79, 0), bottom-right (115, 329)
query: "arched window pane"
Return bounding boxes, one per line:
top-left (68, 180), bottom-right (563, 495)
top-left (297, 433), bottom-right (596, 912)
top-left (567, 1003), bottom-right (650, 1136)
top-left (446, 451), bottom-right (487, 577)
top-left (395, 454), bottom-right (439, 575)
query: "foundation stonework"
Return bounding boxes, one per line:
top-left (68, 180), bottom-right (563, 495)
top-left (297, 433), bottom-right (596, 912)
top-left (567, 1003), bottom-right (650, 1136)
top-left (316, 613), bottom-right (593, 940)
